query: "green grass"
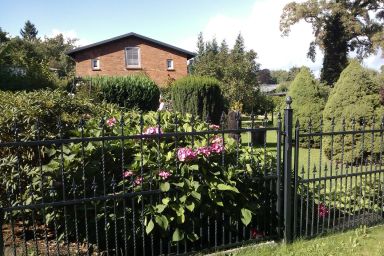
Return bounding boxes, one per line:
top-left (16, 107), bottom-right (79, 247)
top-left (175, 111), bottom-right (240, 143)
top-left (214, 225), bottom-right (384, 256)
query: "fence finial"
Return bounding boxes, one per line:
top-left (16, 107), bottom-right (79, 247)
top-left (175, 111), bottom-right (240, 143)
top-left (285, 96), bottom-right (292, 109)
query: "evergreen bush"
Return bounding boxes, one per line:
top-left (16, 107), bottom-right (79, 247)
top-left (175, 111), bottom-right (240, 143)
top-left (90, 75), bottom-right (160, 111)
top-left (322, 60), bottom-right (384, 162)
top-left (171, 76), bottom-right (224, 124)
top-left (284, 67), bottom-right (328, 147)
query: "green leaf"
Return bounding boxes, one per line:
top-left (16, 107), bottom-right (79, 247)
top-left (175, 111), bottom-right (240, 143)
top-left (173, 182), bottom-right (184, 187)
top-left (186, 201), bottom-right (195, 212)
top-left (189, 164), bottom-right (199, 171)
top-left (191, 191), bottom-right (201, 200)
top-left (155, 215), bottom-right (169, 231)
top-left (172, 228), bottom-right (184, 242)
top-left (155, 204), bottom-right (167, 213)
top-left (146, 219), bottom-right (154, 234)
top-left (241, 208), bottom-right (252, 226)
top-left (162, 197), bottom-right (170, 205)
top-left (187, 232), bottom-right (199, 242)
top-left (160, 182), bottom-right (170, 192)
top-left (217, 184), bottom-right (239, 193)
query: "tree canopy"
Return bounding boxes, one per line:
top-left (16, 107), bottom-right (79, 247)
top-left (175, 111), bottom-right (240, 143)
top-left (20, 20), bottom-right (38, 41)
top-left (280, 0), bottom-right (384, 85)
top-left (191, 33), bottom-right (260, 112)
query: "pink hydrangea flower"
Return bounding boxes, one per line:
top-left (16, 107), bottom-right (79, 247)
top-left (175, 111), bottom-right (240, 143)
top-left (134, 176), bottom-right (143, 186)
top-left (318, 203), bottom-right (329, 218)
top-left (210, 143), bottom-right (224, 154)
top-left (209, 124), bottom-right (220, 130)
top-left (177, 147), bottom-right (197, 162)
top-left (106, 117), bottom-right (117, 127)
top-left (251, 228), bottom-right (265, 239)
top-left (195, 146), bottom-right (211, 157)
top-left (158, 170), bottom-right (172, 180)
top-left (210, 136), bottom-right (223, 145)
top-left (123, 170), bottom-right (134, 178)
top-left (143, 126), bottom-right (162, 135)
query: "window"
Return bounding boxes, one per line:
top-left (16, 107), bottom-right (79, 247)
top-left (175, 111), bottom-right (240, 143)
top-left (91, 58), bottom-right (100, 70)
top-left (166, 59), bottom-right (174, 70)
top-left (125, 47), bottom-right (141, 68)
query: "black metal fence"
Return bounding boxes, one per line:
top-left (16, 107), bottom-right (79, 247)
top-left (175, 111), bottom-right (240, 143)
top-left (1, 97), bottom-right (384, 255)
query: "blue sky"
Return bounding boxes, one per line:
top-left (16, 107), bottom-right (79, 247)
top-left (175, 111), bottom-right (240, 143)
top-left (1, 0), bottom-right (383, 73)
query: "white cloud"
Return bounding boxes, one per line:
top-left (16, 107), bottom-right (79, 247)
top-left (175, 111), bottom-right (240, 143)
top-left (177, 0), bottom-right (383, 75)
top-left (49, 29), bottom-right (90, 47)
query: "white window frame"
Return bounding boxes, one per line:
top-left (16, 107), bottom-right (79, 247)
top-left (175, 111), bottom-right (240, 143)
top-left (166, 59), bottom-right (174, 70)
top-left (91, 58), bottom-right (100, 70)
top-left (125, 47), bottom-right (141, 68)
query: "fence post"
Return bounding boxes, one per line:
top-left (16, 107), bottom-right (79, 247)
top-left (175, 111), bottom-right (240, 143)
top-left (284, 96), bottom-right (293, 243)
top-left (0, 209), bottom-right (4, 256)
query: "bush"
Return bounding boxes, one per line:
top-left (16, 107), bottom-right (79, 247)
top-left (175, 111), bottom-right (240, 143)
top-left (284, 67), bottom-right (328, 147)
top-left (0, 108), bottom-right (277, 254)
top-left (89, 75), bottom-right (160, 111)
top-left (323, 60), bottom-right (384, 162)
top-left (171, 76), bottom-right (224, 124)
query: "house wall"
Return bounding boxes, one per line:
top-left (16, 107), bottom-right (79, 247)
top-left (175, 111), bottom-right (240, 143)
top-left (72, 37), bottom-right (189, 86)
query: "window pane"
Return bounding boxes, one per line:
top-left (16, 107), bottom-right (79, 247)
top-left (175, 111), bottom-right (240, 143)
top-left (126, 48), bottom-right (139, 66)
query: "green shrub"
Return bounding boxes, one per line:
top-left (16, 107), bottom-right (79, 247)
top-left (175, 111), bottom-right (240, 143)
top-left (284, 67), bottom-right (328, 147)
top-left (322, 60), bottom-right (384, 162)
top-left (1, 108), bottom-right (276, 253)
top-left (90, 75), bottom-right (160, 111)
top-left (171, 76), bottom-right (224, 124)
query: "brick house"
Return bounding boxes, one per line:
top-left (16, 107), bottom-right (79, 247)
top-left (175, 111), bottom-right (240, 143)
top-left (66, 32), bottom-right (195, 86)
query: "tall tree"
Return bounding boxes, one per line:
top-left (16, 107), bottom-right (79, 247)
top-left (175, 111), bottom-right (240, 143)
top-left (280, 0), bottom-right (384, 85)
top-left (0, 27), bottom-right (10, 44)
top-left (192, 33), bottom-right (260, 111)
top-left (20, 20), bottom-right (38, 41)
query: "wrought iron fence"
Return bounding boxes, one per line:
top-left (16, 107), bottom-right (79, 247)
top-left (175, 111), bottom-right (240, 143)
top-left (1, 97), bottom-right (384, 255)
top-left (0, 108), bottom-right (283, 255)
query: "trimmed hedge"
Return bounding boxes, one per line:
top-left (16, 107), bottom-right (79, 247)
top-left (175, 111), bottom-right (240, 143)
top-left (284, 67), bottom-right (328, 147)
top-left (90, 75), bottom-right (160, 111)
top-left (323, 60), bottom-right (384, 162)
top-left (171, 76), bottom-right (224, 124)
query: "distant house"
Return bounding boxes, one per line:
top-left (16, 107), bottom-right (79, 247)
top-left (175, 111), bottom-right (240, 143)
top-left (66, 32), bottom-right (195, 86)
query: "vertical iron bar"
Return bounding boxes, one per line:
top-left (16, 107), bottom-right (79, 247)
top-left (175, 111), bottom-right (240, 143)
top-left (276, 113), bottom-right (283, 239)
top-left (292, 119), bottom-right (299, 239)
top-left (283, 97), bottom-right (293, 243)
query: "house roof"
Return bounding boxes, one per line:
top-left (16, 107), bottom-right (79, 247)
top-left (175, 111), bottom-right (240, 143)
top-left (66, 32), bottom-right (196, 59)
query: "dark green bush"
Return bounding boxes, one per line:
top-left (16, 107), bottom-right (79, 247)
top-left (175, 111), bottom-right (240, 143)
top-left (171, 76), bottom-right (224, 124)
top-left (89, 75), bottom-right (160, 111)
top-left (323, 60), bottom-right (384, 162)
top-left (284, 67), bottom-right (328, 147)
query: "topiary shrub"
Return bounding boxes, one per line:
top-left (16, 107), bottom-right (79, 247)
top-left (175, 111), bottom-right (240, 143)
top-left (323, 60), bottom-right (384, 162)
top-left (90, 75), bottom-right (160, 111)
top-left (171, 76), bottom-right (224, 124)
top-left (284, 67), bottom-right (328, 147)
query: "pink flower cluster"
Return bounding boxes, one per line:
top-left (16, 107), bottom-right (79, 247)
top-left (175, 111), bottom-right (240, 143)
top-left (143, 126), bottom-right (162, 135)
top-left (177, 147), bottom-right (197, 162)
top-left (106, 117), bottom-right (117, 127)
top-left (122, 170), bottom-right (142, 186)
top-left (209, 124), bottom-right (220, 130)
top-left (177, 136), bottom-right (225, 162)
top-left (158, 170), bottom-right (172, 180)
top-left (318, 203), bottom-right (329, 218)
top-left (251, 228), bottom-right (265, 239)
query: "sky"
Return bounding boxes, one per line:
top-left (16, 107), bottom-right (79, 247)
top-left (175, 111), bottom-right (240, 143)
top-left (1, 0), bottom-right (383, 75)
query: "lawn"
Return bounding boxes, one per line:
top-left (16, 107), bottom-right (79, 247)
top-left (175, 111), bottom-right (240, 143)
top-left (213, 225), bottom-right (384, 256)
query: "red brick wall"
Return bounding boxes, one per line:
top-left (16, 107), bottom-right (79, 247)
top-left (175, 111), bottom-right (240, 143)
top-left (72, 37), bottom-right (190, 86)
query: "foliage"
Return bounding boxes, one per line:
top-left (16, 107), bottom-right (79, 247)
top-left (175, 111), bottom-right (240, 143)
top-left (257, 69), bottom-right (275, 84)
top-left (322, 60), bottom-right (384, 162)
top-left (275, 81), bottom-right (291, 93)
top-left (0, 37), bottom-right (60, 91)
top-left (20, 20), bottom-right (38, 41)
top-left (270, 67), bottom-right (300, 84)
top-left (191, 33), bottom-right (260, 112)
top-left (280, 0), bottom-right (384, 85)
top-left (89, 75), bottom-right (160, 111)
top-left (0, 27), bottom-right (10, 44)
top-left (171, 75), bottom-right (224, 123)
top-left (285, 67), bottom-right (328, 147)
top-left (0, 105), bottom-right (277, 252)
